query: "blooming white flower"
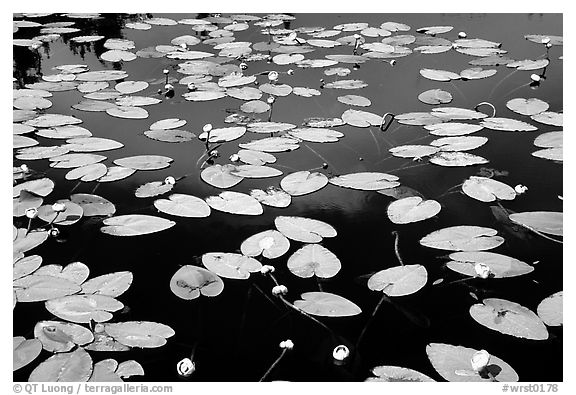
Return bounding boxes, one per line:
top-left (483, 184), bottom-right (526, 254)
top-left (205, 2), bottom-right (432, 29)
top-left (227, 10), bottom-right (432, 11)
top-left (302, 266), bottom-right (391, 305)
top-left (266, 96), bottom-right (275, 104)
top-left (20, 164), bottom-right (29, 172)
top-left (164, 176), bottom-right (176, 185)
top-left (52, 202), bottom-right (66, 213)
top-left (531, 74), bottom-right (541, 82)
top-left (163, 69), bottom-right (170, 74)
top-left (203, 124), bottom-right (213, 133)
top-left (514, 184), bottom-right (528, 194)
top-left (177, 358), bottom-right (196, 377)
top-left (458, 31), bottom-right (467, 38)
top-left (260, 265), bottom-right (275, 274)
top-left (164, 84), bottom-right (174, 91)
top-left (25, 208), bottom-right (38, 219)
top-left (268, 71), bottom-right (279, 82)
top-left (279, 339), bottom-right (294, 350)
top-left (471, 349), bottom-right (491, 372)
top-left (332, 345), bottom-right (350, 361)
top-left (271, 285), bottom-right (288, 296)
top-left (474, 263), bottom-right (491, 279)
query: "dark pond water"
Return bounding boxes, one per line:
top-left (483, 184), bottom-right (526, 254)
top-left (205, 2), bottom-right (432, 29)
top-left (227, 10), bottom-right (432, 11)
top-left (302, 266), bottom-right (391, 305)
top-left (13, 13), bottom-right (562, 382)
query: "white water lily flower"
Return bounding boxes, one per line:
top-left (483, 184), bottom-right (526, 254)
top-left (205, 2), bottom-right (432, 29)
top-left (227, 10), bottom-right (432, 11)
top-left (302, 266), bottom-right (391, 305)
top-left (268, 71), bottom-right (279, 82)
top-left (229, 154), bottom-right (240, 162)
top-left (51, 202), bottom-right (66, 212)
top-left (458, 31), bottom-right (467, 38)
top-left (20, 164), bottom-right (29, 172)
top-left (177, 358), bottom-right (195, 377)
top-left (260, 265), bottom-right (275, 274)
top-left (163, 69), bottom-right (170, 74)
top-left (332, 345), bottom-right (350, 361)
top-left (267, 96), bottom-right (275, 104)
top-left (165, 84), bottom-right (174, 91)
top-left (272, 285), bottom-right (288, 296)
top-left (531, 74), bottom-right (541, 82)
top-left (279, 339), bottom-right (294, 350)
top-left (203, 123), bottom-right (213, 133)
top-left (25, 207), bottom-right (38, 219)
top-left (164, 176), bottom-right (176, 185)
top-left (514, 184), bottom-right (528, 194)
top-left (471, 349), bottom-right (491, 372)
top-left (474, 262), bottom-right (491, 279)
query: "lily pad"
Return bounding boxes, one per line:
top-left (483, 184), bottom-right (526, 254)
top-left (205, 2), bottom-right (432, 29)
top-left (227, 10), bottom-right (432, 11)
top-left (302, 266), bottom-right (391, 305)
top-left (288, 128), bottom-right (344, 143)
top-left (65, 163), bottom-right (108, 182)
top-left (81, 271), bottom-right (133, 297)
top-left (13, 337), bottom-right (42, 371)
top-left (98, 166), bottom-right (136, 182)
top-left (281, 171), bottom-right (328, 196)
top-left (202, 252), bottom-right (262, 280)
top-left (418, 89), bottom-right (453, 105)
top-left (247, 122), bottom-right (296, 134)
top-left (294, 292), bottom-right (361, 317)
top-left (66, 137), bottom-right (123, 152)
top-left (34, 262), bottom-right (89, 285)
top-left (29, 348), bottom-right (93, 382)
top-left (154, 194), bottom-right (211, 218)
top-left (13, 275), bottom-right (81, 302)
top-left (532, 147), bottom-right (562, 162)
top-left (387, 197), bottom-right (441, 224)
top-left (341, 109), bottom-right (382, 127)
top-left (367, 366), bottom-right (435, 382)
top-left (275, 216), bottom-right (337, 243)
top-left (239, 137), bottom-right (300, 152)
top-left (530, 111), bottom-right (562, 127)
top-left (469, 298), bottom-right (549, 340)
top-left (201, 164), bottom-right (244, 189)
top-left (368, 265), bottom-right (428, 296)
top-left (462, 176), bottom-right (516, 202)
top-left (170, 265), bottom-right (224, 300)
top-left (430, 136), bottom-right (488, 152)
top-left (506, 98), bottom-right (549, 116)
top-left (390, 145), bottom-right (439, 159)
top-left (287, 244), bottom-right (341, 279)
top-left (13, 178), bottom-right (54, 197)
top-left (206, 191), bottom-right (263, 215)
top-left (240, 230), bottom-right (290, 259)
top-left (104, 321), bottom-right (175, 348)
top-left (114, 155), bottom-right (173, 170)
top-left (250, 187), bottom-right (291, 208)
top-left (430, 152), bottom-right (489, 167)
top-left (106, 106), bottom-right (149, 119)
top-left (230, 164), bottom-right (282, 179)
top-left (101, 215), bottom-right (176, 236)
top-left (144, 129), bottom-right (195, 143)
top-left (34, 321), bottom-right (94, 353)
top-left (420, 226), bottom-right (504, 251)
top-left (446, 251), bottom-right (534, 278)
top-left (508, 212), bottom-right (562, 236)
top-left (37, 200), bottom-right (84, 225)
top-left (534, 131), bottom-right (562, 148)
top-left (420, 69), bottom-right (461, 82)
top-left (135, 181), bottom-right (173, 198)
top-left (480, 117), bottom-right (538, 132)
top-left (329, 172), bottom-right (399, 190)
top-left (45, 294), bottom-right (124, 323)
top-left (537, 291), bottom-right (562, 327)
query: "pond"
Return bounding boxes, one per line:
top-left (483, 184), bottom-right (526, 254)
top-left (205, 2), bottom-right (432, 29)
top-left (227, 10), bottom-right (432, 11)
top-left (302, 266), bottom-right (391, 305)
top-left (13, 13), bottom-right (562, 383)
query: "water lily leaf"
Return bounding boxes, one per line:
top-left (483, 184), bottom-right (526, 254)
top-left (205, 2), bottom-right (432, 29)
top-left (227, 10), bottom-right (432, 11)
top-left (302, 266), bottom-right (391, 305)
top-left (530, 111), bottom-right (562, 127)
top-left (237, 149), bottom-right (277, 165)
top-left (103, 38), bottom-right (135, 50)
top-left (508, 212), bottom-right (562, 236)
top-left (281, 171), bottom-right (328, 196)
top-left (329, 172), bottom-right (399, 190)
top-left (418, 89), bottom-right (453, 105)
top-left (525, 34), bottom-right (563, 45)
top-left (154, 194), bottom-right (211, 218)
top-left (462, 176), bottom-right (516, 202)
top-left (430, 152), bottom-right (489, 167)
top-left (13, 337), bottom-right (42, 371)
top-left (480, 117), bottom-right (538, 132)
top-left (13, 229), bottom-right (49, 256)
top-left (106, 106), bottom-right (149, 119)
top-left (170, 265), bottom-right (224, 300)
top-left (34, 262), bottom-right (90, 285)
top-left (395, 112), bottom-right (443, 126)
top-left (135, 181), bottom-right (173, 198)
top-left (420, 226), bottom-right (504, 251)
top-left (37, 200), bottom-right (84, 225)
top-left (150, 118), bottom-right (187, 130)
top-left (13, 255), bottom-right (42, 280)
top-left (101, 50), bottom-right (137, 62)
top-left (144, 129), bottom-right (195, 143)
top-left (115, 360), bottom-right (145, 379)
top-left (230, 164), bottom-right (282, 179)
top-left (201, 164), bottom-right (244, 189)
top-left (534, 131), bottom-right (562, 148)
top-left (29, 348), bottom-right (93, 382)
top-left (420, 69), bottom-right (461, 82)
top-left (24, 114), bottom-right (82, 128)
top-left (469, 55), bottom-right (514, 66)
top-left (469, 298), bottom-right (549, 340)
top-left (288, 128), bottom-right (343, 143)
top-left (45, 294), bottom-right (124, 323)
top-left (16, 145), bottom-right (71, 160)
top-left (37, 125), bottom-right (92, 139)
top-left (275, 216), bottom-right (337, 243)
top-left (537, 291), bottom-right (562, 326)
top-left (368, 264), bottom-right (427, 296)
top-left (324, 67), bottom-right (351, 76)
top-left (417, 25), bottom-right (453, 35)
top-left (239, 137), bottom-right (300, 152)
top-left (89, 359), bottom-right (122, 382)
top-left (13, 275), bottom-right (81, 302)
top-left (84, 90), bottom-right (122, 100)
top-left (115, 96), bottom-right (161, 107)
top-left (337, 95), bottom-right (371, 107)
top-left (77, 82), bottom-right (109, 93)
top-left (387, 197), bottom-right (441, 224)
top-left (292, 87), bottom-right (321, 97)
top-left (307, 39), bottom-right (342, 48)
top-left (114, 155), bottom-right (173, 170)
top-left (460, 67), bottom-right (497, 80)
top-left (218, 74), bottom-right (256, 88)
top-left (13, 190), bottom-right (43, 217)
top-left (13, 95), bottom-right (52, 111)
top-left (259, 83), bottom-right (293, 97)
top-left (294, 292), bottom-right (361, 317)
top-left (75, 70), bottom-right (129, 82)
top-left (240, 100), bottom-right (270, 113)
top-left (425, 122), bottom-right (484, 136)
top-left (240, 230), bottom-right (290, 259)
top-left (81, 271), bottom-right (133, 297)
top-left (430, 136), bottom-right (488, 152)
top-left (446, 251), bottom-right (534, 278)
top-left (414, 45), bottom-right (452, 54)
top-left (302, 117), bottom-right (345, 128)
top-left (390, 145), bottom-right (439, 158)
top-left (532, 147), bottom-right (562, 162)
top-left (226, 86), bottom-right (262, 101)
top-left (432, 107), bottom-right (487, 121)
top-left (287, 244), bottom-right (341, 279)
top-left (13, 178), bottom-right (54, 198)
top-left (250, 187), bottom-right (291, 208)
top-left (206, 191), bottom-right (263, 215)
top-left (426, 343), bottom-right (519, 382)
top-left (13, 134), bottom-right (38, 149)
top-left (247, 122), bottom-right (296, 134)
top-left (202, 252), bottom-right (262, 280)
top-left (506, 59), bottom-right (549, 70)
top-left (377, 185), bottom-right (424, 200)
top-left (66, 137), bottom-right (124, 152)
top-left (104, 321), bottom-right (175, 348)
top-left (34, 321), bottom-right (94, 353)
top-left (98, 166), bottom-right (136, 183)
top-left (101, 215), bottom-right (176, 236)
top-left (367, 366), bottom-right (435, 382)
top-left (65, 163), bottom-right (108, 182)
top-left (506, 98), bottom-right (549, 116)
top-left (324, 79), bottom-right (368, 90)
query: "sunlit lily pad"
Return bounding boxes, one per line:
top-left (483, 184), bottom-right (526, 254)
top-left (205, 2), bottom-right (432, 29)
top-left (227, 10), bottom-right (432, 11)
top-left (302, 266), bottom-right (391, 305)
top-left (34, 321), bottom-right (94, 353)
top-left (113, 155), bottom-right (173, 170)
top-left (154, 194), bottom-right (211, 218)
top-left (101, 215), bottom-right (176, 236)
top-left (144, 129), bottom-right (195, 143)
top-left (65, 163), bottom-right (108, 182)
top-left (170, 265), bottom-right (224, 300)
top-left (81, 271), bottom-right (133, 297)
top-left (426, 343), bottom-right (519, 382)
top-left (534, 131), bottom-right (562, 148)
top-left (446, 251), bottom-right (534, 278)
top-left (506, 98), bottom-right (549, 116)
top-left (13, 255), bottom-right (42, 280)
top-left (287, 244), bottom-right (341, 279)
top-left (240, 100), bottom-right (270, 113)
top-left (24, 114), bottom-right (82, 128)
top-left (46, 294), bottom-right (124, 323)
top-left (480, 117), bottom-right (538, 132)
top-left (104, 321), bottom-right (175, 348)
top-left (367, 366), bottom-right (435, 382)
top-left (506, 59), bottom-right (549, 71)
top-left (13, 337), bottom-right (42, 371)
top-left (418, 89), bottom-right (453, 105)
top-left (37, 200), bottom-right (84, 225)
top-left (16, 145), bottom-right (70, 160)
top-left (13, 229), bottom-right (49, 256)
top-left (432, 107), bottom-right (487, 121)
top-left (462, 176), bottom-right (516, 202)
top-left (201, 164), bottom-right (244, 189)
top-left (13, 177), bottom-right (54, 197)
top-left (239, 137), bottom-right (300, 152)
top-left (530, 111), bottom-right (562, 127)
top-left (240, 230), bottom-right (290, 259)
top-left (469, 298), bottom-right (549, 340)
top-left (101, 50), bottom-right (137, 62)
top-left (250, 187), bottom-right (291, 208)
top-left (98, 166), bottom-right (136, 182)
top-left (34, 262), bottom-right (89, 285)
top-left (508, 212), bottom-right (562, 236)
top-left (420, 226), bottom-right (504, 251)
top-left (106, 106), bottom-right (149, 119)
top-left (66, 137), bottom-right (124, 152)
top-left (324, 80), bottom-right (368, 89)
top-left (537, 291), bottom-right (562, 327)
top-left (29, 348), bottom-right (93, 382)
top-left (13, 274), bottom-right (81, 303)
top-left (202, 252), bottom-right (262, 280)
top-left (134, 181), bottom-right (170, 198)
top-left (237, 149), bottom-right (277, 165)
top-left (532, 147), bottom-right (562, 162)
top-left (247, 122), bottom-right (296, 134)
top-left (294, 292), bottom-right (361, 317)
top-left (395, 112), bottom-right (443, 126)
top-left (206, 191), bottom-right (263, 215)
top-left (420, 69), bottom-right (461, 82)
top-left (430, 152), bottom-right (489, 167)
top-left (115, 81), bottom-right (149, 94)
top-left (387, 197), bottom-right (441, 224)
top-left (281, 171), bottom-right (328, 196)
top-left (330, 172), bottom-right (399, 190)
top-left (368, 264), bottom-right (427, 296)
top-left (390, 145), bottom-right (439, 159)
top-left (259, 83), bottom-right (293, 97)
top-left (275, 216), bottom-right (336, 243)
top-left (430, 136), bottom-right (488, 152)
top-left (76, 70), bottom-right (129, 82)
top-left (292, 87), bottom-right (321, 97)
top-left (425, 122), bottom-right (483, 136)
top-left (230, 164), bottom-right (282, 179)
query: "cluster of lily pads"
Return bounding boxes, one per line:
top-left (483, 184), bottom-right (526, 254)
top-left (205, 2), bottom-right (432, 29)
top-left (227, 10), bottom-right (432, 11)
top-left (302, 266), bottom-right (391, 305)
top-left (13, 13), bottom-right (562, 382)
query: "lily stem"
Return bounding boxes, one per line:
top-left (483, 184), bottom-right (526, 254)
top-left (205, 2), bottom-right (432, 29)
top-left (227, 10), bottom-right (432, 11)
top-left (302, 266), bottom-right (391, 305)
top-left (259, 348), bottom-right (287, 382)
top-left (355, 291), bottom-right (389, 349)
top-left (391, 231), bottom-right (404, 266)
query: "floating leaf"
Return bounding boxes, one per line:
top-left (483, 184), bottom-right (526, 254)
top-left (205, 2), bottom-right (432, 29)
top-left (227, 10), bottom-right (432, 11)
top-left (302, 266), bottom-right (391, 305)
top-left (81, 272), bottom-right (133, 297)
top-left (537, 291), bottom-right (562, 326)
top-left (144, 129), bottom-right (195, 143)
top-left (16, 145), bottom-right (70, 160)
top-left (506, 98), bottom-right (549, 116)
top-left (395, 112), bottom-right (443, 126)
top-left (115, 81), bottom-right (149, 94)
top-left (199, 126), bottom-right (246, 143)
top-left (13, 229), bottom-right (49, 256)
top-left (323, 79), bottom-right (368, 90)
top-left (420, 69), bottom-right (461, 82)
top-left (390, 145), bottom-right (439, 159)
top-left (292, 87), bottom-right (321, 97)
top-left (114, 155), bottom-right (173, 170)
top-left (387, 197), bottom-right (441, 224)
top-left (368, 265), bottom-right (427, 296)
top-left (135, 181), bottom-right (173, 198)
top-left (417, 25), bottom-right (453, 35)
top-left (13, 275), bottom-right (81, 303)
top-left (37, 200), bottom-right (83, 225)
top-left (426, 343), bottom-right (519, 382)
top-left (65, 163), bottom-right (108, 182)
top-left (50, 153), bottom-right (106, 169)
top-left (432, 107), bottom-right (487, 121)
top-left (13, 337), bottom-right (42, 371)
top-left (13, 255), bottom-right (42, 280)
top-left (226, 86), bottom-right (263, 101)
top-left (202, 252), bottom-right (262, 279)
top-left (24, 114), bottom-right (83, 128)
top-left (29, 348), bottom-right (93, 382)
top-left (45, 294), bottom-right (124, 323)
top-left (104, 321), bottom-right (175, 348)
top-left (446, 252), bottom-right (534, 278)
top-left (250, 187), bottom-right (291, 208)
top-left (532, 147), bottom-right (562, 162)
top-left (534, 131), bottom-right (562, 148)
top-left (98, 166), bottom-right (136, 183)
top-left (480, 117), bottom-right (538, 132)
top-left (237, 149), bottom-right (277, 165)
top-left (329, 172), bottom-right (399, 190)
top-left (240, 230), bottom-right (290, 259)
top-left (462, 176), bottom-right (516, 202)
top-left (506, 59), bottom-right (549, 71)
top-left (13, 191), bottom-right (43, 217)
top-left (154, 194), bottom-right (211, 218)
top-left (430, 152), bottom-right (489, 167)
top-left (294, 292), bottom-right (361, 317)
top-left (106, 106), bottom-right (149, 119)
top-left (341, 109), bottom-right (382, 127)
top-left (247, 122), bottom-right (296, 134)
top-left (206, 191), bottom-right (263, 215)
top-left (530, 111), bottom-right (562, 127)
top-left (101, 215), bottom-right (176, 236)
top-left (288, 128), bottom-right (344, 143)
top-left (34, 321), bottom-right (94, 353)
top-left (281, 171), bottom-right (328, 196)
top-left (240, 100), bottom-right (270, 114)
top-left (239, 137), bottom-right (300, 152)
top-left (377, 185), bottom-right (424, 200)
top-left (34, 262), bottom-right (89, 285)
top-left (420, 226), bottom-right (504, 251)
top-left (76, 70), bottom-right (129, 82)
top-left (13, 178), bottom-right (54, 198)
top-left (287, 244), bottom-right (341, 279)
top-left (230, 164), bottom-right (282, 179)
top-left (460, 67), bottom-right (497, 80)
top-left (508, 212), bottom-right (562, 236)
top-left (430, 136), bottom-right (488, 152)
top-left (170, 265), bottom-right (224, 300)
top-left (469, 298), bottom-right (549, 340)
top-left (66, 137), bottom-right (123, 152)
top-left (418, 89), bottom-right (453, 105)
top-left (275, 216), bottom-right (337, 243)
top-left (201, 164), bottom-right (243, 189)
top-left (367, 366), bottom-right (435, 382)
